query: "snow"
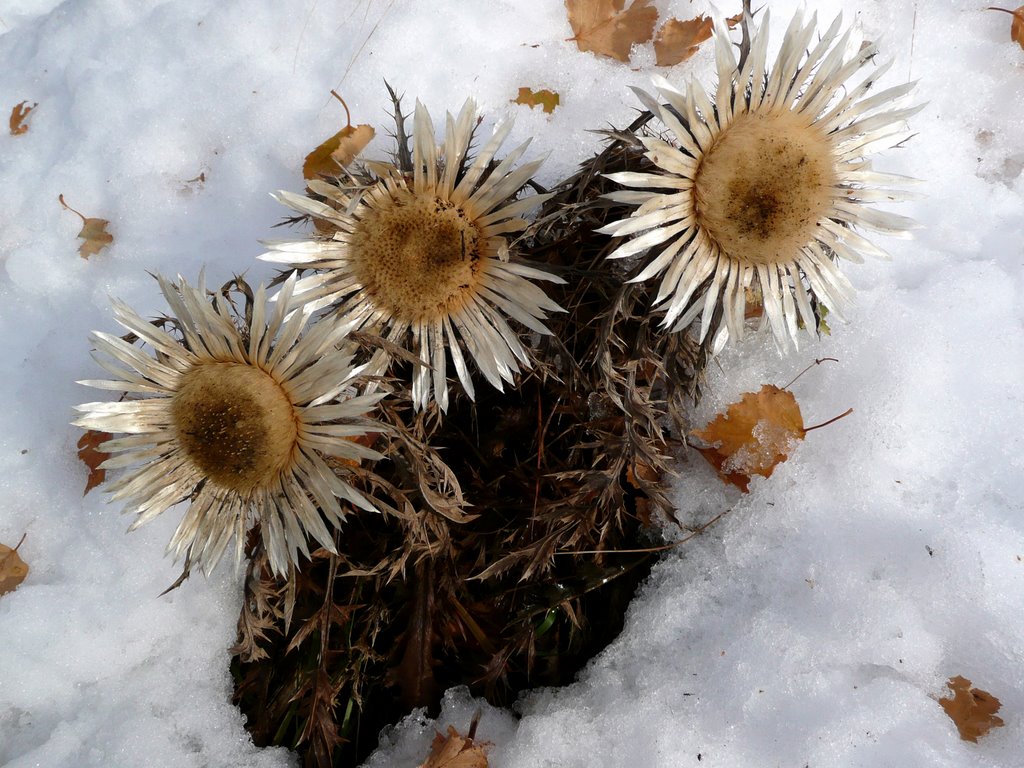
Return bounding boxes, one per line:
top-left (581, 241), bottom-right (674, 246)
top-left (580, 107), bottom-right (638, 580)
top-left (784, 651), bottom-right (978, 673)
top-left (1, 0), bottom-right (1022, 766)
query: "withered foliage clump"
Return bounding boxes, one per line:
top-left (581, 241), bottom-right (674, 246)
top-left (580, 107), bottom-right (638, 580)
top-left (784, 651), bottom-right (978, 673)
top-left (232, 96), bottom-right (714, 767)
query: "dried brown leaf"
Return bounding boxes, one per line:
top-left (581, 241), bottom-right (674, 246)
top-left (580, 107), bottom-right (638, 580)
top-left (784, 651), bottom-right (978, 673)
top-left (418, 725), bottom-right (489, 768)
top-left (625, 459), bottom-right (659, 490)
top-left (77, 429), bottom-right (112, 495)
top-left (653, 16), bottom-right (713, 65)
top-left (565, 0), bottom-right (658, 62)
top-left (9, 101), bottom-right (37, 135)
top-left (393, 561), bottom-right (439, 710)
top-left (303, 123), bottom-right (376, 180)
top-left (59, 195), bottom-right (113, 260)
top-left (329, 124), bottom-right (375, 167)
top-left (743, 286), bottom-right (764, 320)
top-left (325, 432), bottom-right (382, 470)
top-left (304, 92), bottom-right (375, 180)
top-left (987, 7), bottom-right (1024, 49)
top-left (232, 547), bottom-right (285, 662)
top-left (939, 676), bottom-right (1005, 742)
top-left (653, 14), bottom-right (742, 66)
top-left (513, 87), bottom-right (561, 114)
top-left (691, 385), bottom-right (804, 492)
top-left (303, 124), bottom-right (375, 180)
top-left (0, 536), bottom-right (29, 596)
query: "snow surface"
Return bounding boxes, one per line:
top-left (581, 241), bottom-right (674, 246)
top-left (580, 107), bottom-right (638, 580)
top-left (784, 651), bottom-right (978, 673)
top-left (1, 0), bottom-right (1023, 766)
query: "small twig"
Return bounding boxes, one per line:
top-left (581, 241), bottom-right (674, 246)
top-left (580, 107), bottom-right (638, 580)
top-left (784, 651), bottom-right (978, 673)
top-left (467, 708), bottom-right (483, 741)
top-left (291, 0), bottom-right (318, 75)
top-left (553, 509), bottom-right (729, 556)
top-left (803, 407), bottom-right (854, 433)
top-left (336, 0), bottom-right (397, 87)
top-left (532, 386), bottom-right (544, 520)
top-left (908, 1), bottom-right (919, 80)
top-left (783, 357), bottom-right (839, 390)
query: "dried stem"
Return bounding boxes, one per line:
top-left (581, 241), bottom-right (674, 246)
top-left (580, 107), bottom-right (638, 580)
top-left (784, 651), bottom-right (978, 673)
top-left (783, 357), bottom-right (839, 390)
top-left (803, 407), bottom-right (854, 433)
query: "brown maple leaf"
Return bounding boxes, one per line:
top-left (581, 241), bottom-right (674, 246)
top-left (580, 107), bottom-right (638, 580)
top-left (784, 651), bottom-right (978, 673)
top-left (59, 195), bottom-right (113, 260)
top-left (939, 676), bottom-right (1005, 742)
top-left (9, 101), bottom-right (37, 136)
top-left (566, 0), bottom-right (659, 62)
top-left (77, 429), bottom-right (112, 495)
top-left (987, 7), bottom-right (1024, 49)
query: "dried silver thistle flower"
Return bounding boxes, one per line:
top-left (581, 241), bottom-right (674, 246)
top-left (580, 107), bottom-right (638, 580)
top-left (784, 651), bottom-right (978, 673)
top-left (74, 273), bottom-right (386, 577)
top-left (601, 11), bottom-right (921, 351)
top-left (262, 97), bottom-right (564, 411)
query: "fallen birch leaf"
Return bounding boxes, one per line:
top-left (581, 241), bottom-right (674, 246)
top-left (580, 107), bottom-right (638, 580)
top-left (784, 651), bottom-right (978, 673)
top-left (78, 429), bottom-right (112, 495)
top-left (59, 195), bottom-right (113, 260)
top-left (987, 7), bottom-right (1024, 49)
top-left (513, 87), bottom-right (561, 114)
top-left (690, 377), bottom-right (853, 492)
top-left (0, 536), bottom-right (29, 596)
top-left (654, 14), bottom-right (742, 66)
top-left (566, 0), bottom-right (658, 62)
top-left (303, 91), bottom-right (374, 180)
top-left (939, 676), bottom-right (1005, 742)
top-left (691, 385), bottom-right (805, 492)
top-left (418, 724), bottom-right (488, 768)
top-left (9, 101), bottom-right (37, 135)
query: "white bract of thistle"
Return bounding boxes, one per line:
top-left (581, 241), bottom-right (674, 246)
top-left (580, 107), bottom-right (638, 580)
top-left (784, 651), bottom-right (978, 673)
top-left (73, 273), bottom-right (386, 578)
top-left (262, 98), bottom-right (565, 412)
top-left (600, 11), bottom-right (921, 351)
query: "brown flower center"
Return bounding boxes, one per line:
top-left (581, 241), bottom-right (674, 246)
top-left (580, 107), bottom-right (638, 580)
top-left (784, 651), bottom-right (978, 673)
top-left (349, 189), bottom-right (483, 324)
top-left (694, 109), bottom-right (836, 265)
top-left (172, 362), bottom-right (298, 492)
